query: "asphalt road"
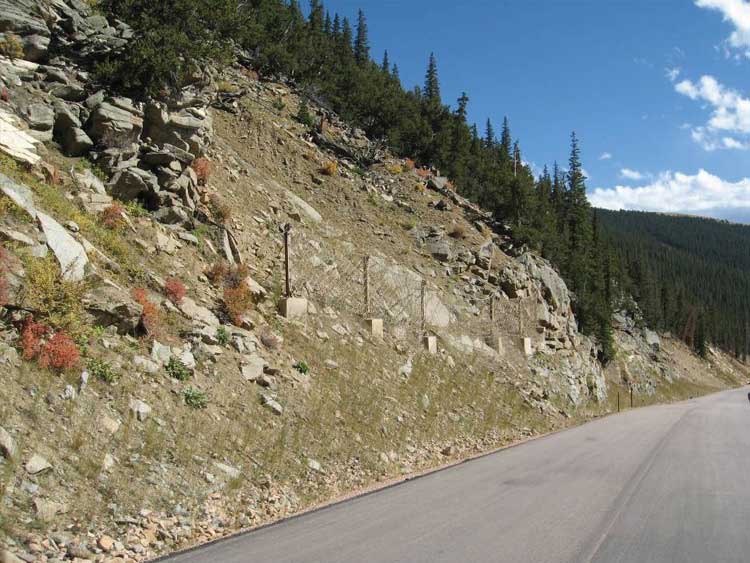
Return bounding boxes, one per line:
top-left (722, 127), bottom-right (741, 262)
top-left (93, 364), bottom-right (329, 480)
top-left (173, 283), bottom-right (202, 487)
top-left (162, 387), bottom-right (750, 563)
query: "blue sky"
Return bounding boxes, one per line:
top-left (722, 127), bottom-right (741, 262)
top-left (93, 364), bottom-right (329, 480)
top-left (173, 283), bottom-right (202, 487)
top-left (321, 0), bottom-right (750, 222)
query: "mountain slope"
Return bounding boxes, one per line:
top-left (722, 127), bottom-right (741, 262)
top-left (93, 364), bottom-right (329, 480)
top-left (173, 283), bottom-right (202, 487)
top-left (598, 209), bottom-right (750, 356)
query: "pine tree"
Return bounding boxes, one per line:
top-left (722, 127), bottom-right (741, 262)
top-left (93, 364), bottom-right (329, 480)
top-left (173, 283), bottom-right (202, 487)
top-left (696, 313), bottom-right (708, 358)
top-left (332, 13), bottom-right (341, 37)
top-left (381, 50), bottom-right (390, 73)
top-left (500, 117), bottom-right (512, 162)
top-left (391, 64), bottom-right (400, 82)
top-left (484, 119), bottom-right (495, 148)
top-left (354, 9), bottom-right (369, 65)
top-left (423, 52), bottom-right (441, 104)
top-left (324, 11), bottom-right (332, 35)
top-left (308, 0), bottom-right (324, 33)
top-left (340, 17), bottom-right (353, 57)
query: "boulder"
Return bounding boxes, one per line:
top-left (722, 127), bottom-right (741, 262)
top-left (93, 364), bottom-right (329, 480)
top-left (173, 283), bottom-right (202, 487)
top-left (644, 329), bottom-right (661, 352)
top-left (0, 426), bottom-right (16, 459)
top-left (178, 296), bottom-right (219, 327)
top-left (86, 101), bottom-right (143, 147)
top-left (24, 103), bottom-right (54, 131)
top-left (285, 190), bottom-right (322, 223)
top-left (83, 283), bottom-right (142, 334)
top-left (59, 127), bottom-right (93, 156)
top-left (427, 238), bottom-right (452, 262)
top-left (0, 0), bottom-right (51, 36)
top-left (73, 168), bottom-right (106, 195)
top-left (129, 398), bottom-right (152, 422)
top-left (109, 167), bottom-right (159, 202)
top-left (22, 33), bottom-right (49, 62)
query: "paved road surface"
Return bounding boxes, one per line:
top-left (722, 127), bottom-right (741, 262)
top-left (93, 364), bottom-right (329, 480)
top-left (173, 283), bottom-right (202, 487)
top-left (162, 387), bottom-right (750, 563)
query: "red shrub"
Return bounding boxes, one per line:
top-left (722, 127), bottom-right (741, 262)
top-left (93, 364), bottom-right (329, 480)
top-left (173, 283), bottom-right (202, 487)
top-left (415, 168), bottom-right (431, 179)
top-left (0, 88), bottom-right (9, 103)
top-left (223, 284), bottom-right (253, 325)
top-left (404, 158), bottom-right (416, 170)
top-left (192, 157), bottom-right (212, 185)
top-left (206, 261), bottom-right (230, 285)
top-left (20, 316), bottom-right (50, 361)
top-left (38, 331), bottom-right (80, 371)
top-left (165, 277), bottom-right (186, 305)
top-left (100, 203), bottom-right (126, 229)
top-left (131, 288), bottom-right (163, 338)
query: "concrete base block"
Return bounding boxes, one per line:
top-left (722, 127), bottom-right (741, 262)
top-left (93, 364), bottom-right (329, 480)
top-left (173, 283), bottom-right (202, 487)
top-left (366, 318), bottom-right (383, 339)
top-left (485, 336), bottom-right (504, 355)
top-left (521, 337), bottom-right (533, 357)
top-left (280, 297), bottom-right (308, 320)
top-left (424, 335), bottom-right (437, 355)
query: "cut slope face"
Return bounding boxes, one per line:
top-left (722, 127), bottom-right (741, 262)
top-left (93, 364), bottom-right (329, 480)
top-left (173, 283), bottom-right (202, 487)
top-left (0, 3), bottom-right (746, 561)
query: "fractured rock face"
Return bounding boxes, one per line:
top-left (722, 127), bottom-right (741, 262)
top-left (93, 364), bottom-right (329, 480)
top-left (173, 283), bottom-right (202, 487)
top-left (37, 211), bottom-right (88, 282)
top-left (83, 282), bottom-right (143, 334)
top-left (86, 101), bottom-right (143, 147)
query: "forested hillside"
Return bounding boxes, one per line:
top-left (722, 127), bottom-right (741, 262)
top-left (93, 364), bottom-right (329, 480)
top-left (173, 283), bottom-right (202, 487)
top-left (599, 210), bottom-right (750, 359)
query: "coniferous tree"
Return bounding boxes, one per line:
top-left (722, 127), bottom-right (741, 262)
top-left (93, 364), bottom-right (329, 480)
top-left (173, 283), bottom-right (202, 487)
top-left (381, 50), bottom-right (390, 73)
top-left (423, 52), bottom-right (441, 104)
top-left (500, 117), bottom-right (512, 162)
top-left (484, 119), bottom-right (495, 148)
top-left (354, 9), bottom-right (369, 65)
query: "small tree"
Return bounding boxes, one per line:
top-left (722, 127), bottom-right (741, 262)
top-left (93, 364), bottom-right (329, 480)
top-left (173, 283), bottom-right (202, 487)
top-left (296, 97), bottom-right (315, 128)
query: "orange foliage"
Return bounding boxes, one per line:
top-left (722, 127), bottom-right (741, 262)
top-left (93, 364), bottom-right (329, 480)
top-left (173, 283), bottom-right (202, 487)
top-left (192, 157), bottom-right (212, 185)
top-left (131, 288), bottom-right (162, 338)
top-left (404, 158), bottom-right (416, 170)
top-left (415, 168), bottom-right (431, 179)
top-left (321, 161), bottom-right (338, 176)
top-left (206, 261), bottom-right (230, 285)
top-left (38, 331), bottom-right (80, 371)
top-left (223, 284), bottom-right (253, 325)
top-left (20, 316), bottom-right (50, 361)
top-left (165, 277), bottom-right (186, 305)
top-left (100, 203), bottom-right (126, 229)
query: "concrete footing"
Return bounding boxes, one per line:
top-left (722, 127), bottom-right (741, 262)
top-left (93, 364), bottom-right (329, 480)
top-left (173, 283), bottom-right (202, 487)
top-left (485, 336), bottom-right (504, 355)
top-left (365, 318), bottom-right (383, 339)
top-left (424, 335), bottom-right (437, 354)
top-left (279, 297), bottom-right (308, 320)
top-left (521, 337), bottom-right (533, 356)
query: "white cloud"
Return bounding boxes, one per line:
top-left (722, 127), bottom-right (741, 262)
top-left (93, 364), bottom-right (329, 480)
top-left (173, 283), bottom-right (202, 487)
top-left (599, 152), bottom-right (613, 160)
top-left (590, 169), bottom-right (750, 214)
top-left (674, 74), bottom-right (750, 149)
top-left (620, 168), bottom-right (645, 181)
top-left (666, 67), bottom-right (681, 82)
top-left (695, 0), bottom-right (750, 58)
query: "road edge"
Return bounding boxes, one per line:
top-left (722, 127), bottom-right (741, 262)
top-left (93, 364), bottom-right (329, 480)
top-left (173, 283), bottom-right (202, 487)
top-left (150, 385), bottom-right (743, 562)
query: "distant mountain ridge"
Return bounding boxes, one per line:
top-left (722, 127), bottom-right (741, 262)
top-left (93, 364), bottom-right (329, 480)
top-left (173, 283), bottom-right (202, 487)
top-left (598, 208), bottom-right (750, 357)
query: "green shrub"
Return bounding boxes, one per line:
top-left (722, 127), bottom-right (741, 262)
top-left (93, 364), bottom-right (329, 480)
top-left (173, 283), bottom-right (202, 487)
top-left (0, 33), bottom-right (23, 60)
top-left (216, 326), bottom-right (230, 346)
top-left (293, 360), bottom-right (309, 375)
top-left (184, 387), bottom-right (207, 409)
top-left (89, 358), bottom-right (118, 384)
top-left (296, 98), bottom-right (316, 128)
top-left (166, 357), bottom-right (192, 381)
